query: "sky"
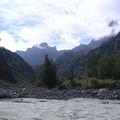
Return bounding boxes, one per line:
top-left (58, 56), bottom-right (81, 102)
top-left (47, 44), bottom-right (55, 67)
top-left (0, 0), bottom-right (120, 52)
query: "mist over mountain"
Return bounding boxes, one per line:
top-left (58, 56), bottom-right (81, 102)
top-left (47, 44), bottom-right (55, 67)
top-left (16, 42), bottom-right (65, 66)
top-left (73, 37), bottom-right (110, 52)
top-left (87, 32), bottom-right (120, 79)
top-left (55, 35), bottom-right (112, 79)
top-left (16, 36), bottom-right (110, 67)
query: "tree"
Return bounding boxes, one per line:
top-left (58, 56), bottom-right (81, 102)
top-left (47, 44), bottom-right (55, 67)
top-left (87, 54), bottom-right (100, 77)
top-left (113, 54), bottom-right (120, 79)
top-left (39, 54), bottom-right (58, 88)
top-left (97, 55), bottom-right (114, 79)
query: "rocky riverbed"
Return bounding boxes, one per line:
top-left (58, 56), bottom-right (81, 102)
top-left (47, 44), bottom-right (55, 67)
top-left (0, 87), bottom-right (120, 100)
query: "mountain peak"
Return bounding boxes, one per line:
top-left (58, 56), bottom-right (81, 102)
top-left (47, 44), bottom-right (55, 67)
top-left (40, 42), bottom-right (48, 47)
top-left (33, 42), bottom-right (49, 49)
top-left (17, 42), bottom-right (64, 65)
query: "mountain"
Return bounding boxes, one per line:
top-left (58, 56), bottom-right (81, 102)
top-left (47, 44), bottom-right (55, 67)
top-left (73, 37), bottom-right (109, 52)
top-left (88, 33), bottom-right (120, 54)
top-left (0, 47), bottom-right (35, 85)
top-left (87, 32), bottom-right (120, 79)
top-left (55, 36), bottom-right (110, 79)
top-left (16, 42), bottom-right (65, 66)
top-left (55, 50), bottom-right (86, 79)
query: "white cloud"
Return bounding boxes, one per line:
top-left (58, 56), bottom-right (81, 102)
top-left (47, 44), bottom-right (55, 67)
top-left (0, 0), bottom-right (120, 51)
top-left (54, 15), bottom-right (83, 34)
top-left (57, 34), bottom-right (80, 50)
top-left (0, 31), bottom-right (26, 52)
top-left (19, 27), bottom-right (51, 47)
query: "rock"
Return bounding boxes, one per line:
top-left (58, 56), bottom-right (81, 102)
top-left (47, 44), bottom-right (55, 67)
top-left (0, 87), bottom-right (120, 100)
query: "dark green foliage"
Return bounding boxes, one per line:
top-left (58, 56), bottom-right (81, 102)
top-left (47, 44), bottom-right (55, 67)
top-left (80, 78), bottom-right (120, 89)
top-left (87, 53), bottom-right (100, 77)
top-left (0, 48), bottom-right (35, 85)
top-left (87, 53), bottom-right (120, 80)
top-left (55, 51), bottom-right (86, 79)
top-left (39, 54), bottom-right (58, 88)
top-left (87, 32), bottom-right (120, 80)
top-left (58, 77), bottom-right (120, 89)
top-left (69, 71), bottom-right (77, 87)
top-left (113, 54), bottom-right (120, 79)
top-left (0, 50), bottom-right (15, 83)
top-left (97, 55), bottom-right (115, 79)
top-left (55, 37), bottom-right (109, 79)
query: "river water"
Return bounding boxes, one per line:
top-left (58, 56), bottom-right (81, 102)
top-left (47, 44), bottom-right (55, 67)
top-left (0, 98), bottom-right (120, 120)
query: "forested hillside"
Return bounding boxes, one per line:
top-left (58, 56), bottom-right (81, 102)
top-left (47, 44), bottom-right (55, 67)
top-left (87, 32), bottom-right (120, 79)
top-left (0, 47), bottom-right (35, 85)
top-left (55, 37), bottom-right (109, 79)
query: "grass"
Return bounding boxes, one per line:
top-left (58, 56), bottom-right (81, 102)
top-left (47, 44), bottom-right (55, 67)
top-left (59, 77), bottom-right (120, 90)
top-left (81, 78), bottom-right (120, 89)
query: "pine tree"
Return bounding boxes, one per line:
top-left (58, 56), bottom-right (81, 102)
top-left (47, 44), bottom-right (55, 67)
top-left (39, 54), bottom-right (58, 88)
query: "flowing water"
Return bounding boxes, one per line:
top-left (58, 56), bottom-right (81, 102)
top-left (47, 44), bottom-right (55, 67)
top-left (0, 98), bottom-right (120, 120)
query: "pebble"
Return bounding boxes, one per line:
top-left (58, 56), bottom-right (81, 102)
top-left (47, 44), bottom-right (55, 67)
top-left (0, 87), bottom-right (120, 100)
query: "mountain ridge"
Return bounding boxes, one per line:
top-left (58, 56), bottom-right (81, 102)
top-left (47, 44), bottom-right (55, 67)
top-left (55, 36), bottom-right (110, 79)
top-left (16, 42), bottom-right (65, 66)
top-left (0, 47), bottom-right (35, 85)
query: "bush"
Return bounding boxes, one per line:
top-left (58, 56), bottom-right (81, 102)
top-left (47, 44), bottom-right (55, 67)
top-left (80, 78), bottom-right (120, 89)
top-left (57, 76), bottom-right (120, 90)
top-left (81, 78), bottom-right (98, 89)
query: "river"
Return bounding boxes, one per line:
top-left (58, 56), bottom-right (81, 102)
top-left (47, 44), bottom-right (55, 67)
top-left (0, 98), bottom-right (120, 120)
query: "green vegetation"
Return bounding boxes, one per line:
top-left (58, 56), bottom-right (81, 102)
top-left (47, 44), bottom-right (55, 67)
top-left (53, 32), bottom-right (120, 90)
top-left (1, 33), bottom-right (120, 89)
top-left (38, 54), bottom-right (58, 88)
top-left (87, 53), bottom-right (120, 80)
top-left (0, 48), bottom-right (36, 86)
top-left (59, 77), bottom-right (120, 89)
top-left (80, 78), bottom-right (120, 89)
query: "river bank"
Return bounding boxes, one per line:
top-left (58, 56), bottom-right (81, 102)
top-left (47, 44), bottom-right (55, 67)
top-left (0, 87), bottom-right (120, 100)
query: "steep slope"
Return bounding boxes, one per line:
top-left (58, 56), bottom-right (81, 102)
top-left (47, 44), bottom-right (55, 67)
top-left (55, 36), bottom-right (110, 79)
top-left (89, 33), bottom-right (120, 54)
top-left (87, 32), bottom-right (120, 79)
top-left (0, 49), bottom-right (15, 83)
top-left (55, 51), bottom-right (86, 79)
top-left (73, 37), bottom-right (109, 52)
top-left (16, 42), bottom-right (65, 66)
top-left (0, 47), bottom-right (35, 85)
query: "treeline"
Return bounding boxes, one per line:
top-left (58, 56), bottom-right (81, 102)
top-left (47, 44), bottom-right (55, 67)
top-left (87, 53), bottom-right (120, 79)
top-left (37, 33), bottom-right (120, 89)
top-left (37, 53), bottom-right (120, 89)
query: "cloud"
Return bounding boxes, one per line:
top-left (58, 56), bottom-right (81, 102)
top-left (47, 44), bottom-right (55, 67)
top-left (0, 0), bottom-right (120, 51)
top-left (19, 27), bottom-right (51, 47)
top-left (0, 31), bottom-right (26, 52)
top-left (54, 15), bottom-right (82, 34)
top-left (57, 34), bottom-right (80, 50)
